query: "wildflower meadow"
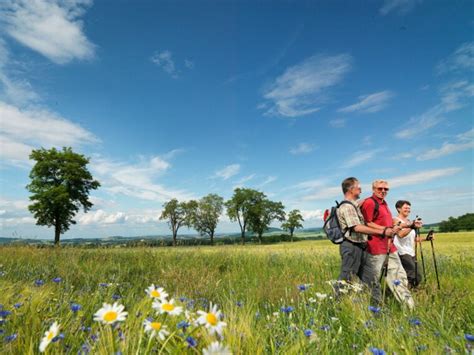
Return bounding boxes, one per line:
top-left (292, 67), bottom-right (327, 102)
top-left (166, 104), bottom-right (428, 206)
top-left (0, 232), bottom-right (473, 354)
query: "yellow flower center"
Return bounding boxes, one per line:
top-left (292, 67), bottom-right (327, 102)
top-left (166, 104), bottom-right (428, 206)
top-left (151, 322), bottom-right (162, 330)
top-left (206, 313), bottom-right (218, 326)
top-left (150, 290), bottom-right (160, 298)
top-left (47, 332), bottom-right (54, 341)
top-left (162, 303), bottom-right (175, 312)
top-left (104, 311), bottom-right (118, 322)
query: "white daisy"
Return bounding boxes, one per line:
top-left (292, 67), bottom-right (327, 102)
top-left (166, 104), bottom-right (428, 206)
top-left (145, 284), bottom-right (168, 301)
top-left (196, 303), bottom-right (227, 336)
top-left (202, 341), bottom-right (232, 355)
top-left (93, 302), bottom-right (128, 324)
top-left (315, 292), bottom-right (328, 300)
top-left (143, 319), bottom-right (170, 340)
top-left (39, 321), bottom-right (60, 353)
top-left (152, 298), bottom-right (183, 316)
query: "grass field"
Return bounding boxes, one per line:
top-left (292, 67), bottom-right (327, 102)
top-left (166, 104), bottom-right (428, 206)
top-left (0, 232), bottom-right (473, 354)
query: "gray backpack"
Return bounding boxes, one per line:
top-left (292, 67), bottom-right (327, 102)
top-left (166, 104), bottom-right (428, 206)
top-left (323, 201), bottom-right (357, 244)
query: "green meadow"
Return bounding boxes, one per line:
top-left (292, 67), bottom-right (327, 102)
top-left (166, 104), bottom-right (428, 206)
top-left (0, 232), bottom-right (473, 354)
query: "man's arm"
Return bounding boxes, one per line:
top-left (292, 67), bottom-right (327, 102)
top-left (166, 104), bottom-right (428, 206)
top-left (353, 224), bottom-right (394, 237)
top-left (360, 198), bottom-right (385, 231)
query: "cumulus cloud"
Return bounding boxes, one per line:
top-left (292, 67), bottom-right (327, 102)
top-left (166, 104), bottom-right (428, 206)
top-left (260, 53), bottom-right (352, 117)
top-left (151, 50), bottom-right (178, 78)
top-left (0, 101), bottom-right (99, 164)
top-left (91, 155), bottom-right (194, 203)
top-left (213, 164), bottom-right (241, 180)
top-left (338, 90), bottom-right (394, 114)
top-left (300, 209), bottom-right (324, 221)
top-left (0, 0), bottom-right (96, 64)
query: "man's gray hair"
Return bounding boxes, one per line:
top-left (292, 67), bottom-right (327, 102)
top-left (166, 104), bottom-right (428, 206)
top-left (372, 179), bottom-right (388, 188)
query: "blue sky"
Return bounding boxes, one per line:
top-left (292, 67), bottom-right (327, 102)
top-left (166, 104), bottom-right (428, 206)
top-left (0, 0), bottom-right (472, 239)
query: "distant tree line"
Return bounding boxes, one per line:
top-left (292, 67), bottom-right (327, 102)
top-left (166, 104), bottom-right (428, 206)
top-left (438, 213), bottom-right (474, 232)
top-left (160, 188), bottom-right (304, 246)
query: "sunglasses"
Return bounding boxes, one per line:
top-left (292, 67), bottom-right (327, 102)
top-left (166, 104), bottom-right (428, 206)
top-left (376, 187), bottom-right (390, 191)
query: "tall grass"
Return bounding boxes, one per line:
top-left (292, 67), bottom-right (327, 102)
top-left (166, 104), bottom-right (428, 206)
top-left (0, 232), bottom-right (473, 354)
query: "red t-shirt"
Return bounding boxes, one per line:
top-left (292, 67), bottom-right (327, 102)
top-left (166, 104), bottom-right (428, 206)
top-left (360, 195), bottom-right (397, 255)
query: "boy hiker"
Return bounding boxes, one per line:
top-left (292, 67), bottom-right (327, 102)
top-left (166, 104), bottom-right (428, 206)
top-left (360, 179), bottom-right (421, 310)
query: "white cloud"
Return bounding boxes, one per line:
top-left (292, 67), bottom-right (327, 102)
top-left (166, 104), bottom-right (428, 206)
top-left (261, 53), bottom-right (352, 117)
top-left (151, 50), bottom-right (178, 78)
top-left (299, 167), bottom-right (462, 201)
top-left (92, 155), bottom-right (194, 203)
top-left (380, 0), bottom-right (421, 16)
top-left (213, 164), bottom-right (240, 180)
top-left (300, 209), bottom-right (324, 221)
top-left (338, 90), bottom-right (394, 113)
top-left (0, 101), bottom-right (99, 164)
top-left (417, 129), bottom-right (474, 161)
top-left (0, 0), bottom-right (95, 64)
top-left (234, 174), bottom-right (256, 185)
top-left (329, 118), bottom-right (346, 128)
top-left (184, 59), bottom-right (194, 69)
top-left (290, 142), bottom-right (316, 155)
top-left (258, 176), bottom-right (277, 187)
top-left (437, 42), bottom-right (474, 74)
top-left (342, 149), bottom-right (381, 168)
top-left (79, 209), bottom-right (128, 225)
top-left (390, 167), bottom-right (462, 187)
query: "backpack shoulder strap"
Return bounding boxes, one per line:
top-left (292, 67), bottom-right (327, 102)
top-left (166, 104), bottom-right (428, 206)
top-left (370, 196), bottom-right (379, 220)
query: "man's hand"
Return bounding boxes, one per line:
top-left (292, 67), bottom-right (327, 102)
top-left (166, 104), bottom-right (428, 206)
top-left (392, 224), bottom-right (402, 234)
top-left (413, 220), bottom-right (423, 229)
top-left (425, 230), bottom-right (435, 241)
top-left (384, 228), bottom-right (395, 237)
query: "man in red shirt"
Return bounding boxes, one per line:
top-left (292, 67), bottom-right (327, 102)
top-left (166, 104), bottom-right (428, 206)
top-left (360, 179), bottom-right (418, 310)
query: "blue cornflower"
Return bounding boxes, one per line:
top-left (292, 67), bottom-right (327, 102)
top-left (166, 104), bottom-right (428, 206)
top-left (4, 333), bottom-right (17, 343)
top-left (409, 318), bottom-right (422, 326)
top-left (80, 343), bottom-right (91, 354)
top-left (99, 283), bottom-right (109, 287)
top-left (416, 345), bottom-right (428, 351)
top-left (304, 329), bottom-right (313, 337)
top-left (52, 277), bottom-right (62, 283)
top-left (393, 279), bottom-right (401, 286)
top-left (115, 352), bottom-right (123, 355)
top-left (186, 336), bottom-right (197, 348)
top-left (90, 333), bottom-right (99, 342)
top-left (112, 294), bottom-right (121, 300)
top-left (466, 334), bottom-right (474, 342)
top-left (236, 301), bottom-right (243, 307)
top-left (368, 305), bottom-right (381, 313)
top-left (177, 320), bottom-right (190, 331)
top-left (81, 326), bottom-right (91, 332)
top-left (52, 333), bottom-right (65, 343)
top-left (179, 296), bottom-right (187, 302)
top-left (298, 284), bottom-right (310, 292)
top-left (255, 311), bottom-right (261, 319)
top-left (0, 329), bottom-right (4, 335)
top-left (118, 330), bottom-right (125, 341)
top-left (280, 306), bottom-right (294, 314)
top-left (369, 347), bottom-right (386, 355)
top-left (71, 303), bottom-right (82, 312)
top-left (35, 279), bottom-right (44, 286)
top-left (0, 310), bottom-right (12, 318)
top-left (320, 325), bottom-right (330, 331)
top-left (13, 303), bottom-right (22, 309)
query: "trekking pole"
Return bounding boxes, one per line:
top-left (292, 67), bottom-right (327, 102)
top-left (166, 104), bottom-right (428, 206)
top-left (418, 230), bottom-right (427, 283)
top-left (414, 227), bottom-right (419, 285)
top-left (380, 222), bottom-right (400, 301)
top-left (426, 230), bottom-right (440, 290)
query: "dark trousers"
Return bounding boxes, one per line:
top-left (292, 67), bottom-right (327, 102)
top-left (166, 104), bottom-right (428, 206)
top-left (399, 254), bottom-right (422, 288)
top-left (339, 239), bottom-right (366, 282)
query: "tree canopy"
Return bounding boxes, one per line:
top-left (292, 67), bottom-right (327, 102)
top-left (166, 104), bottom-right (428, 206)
top-left (439, 213), bottom-right (474, 232)
top-left (281, 209), bottom-right (304, 241)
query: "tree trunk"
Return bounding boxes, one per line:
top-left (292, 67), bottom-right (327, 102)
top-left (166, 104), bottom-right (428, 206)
top-left (258, 232), bottom-right (263, 244)
top-left (54, 224), bottom-right (61, 245)
top-left (173, 231), bottom-right (177, 246)
top-left (210, 231), bottom-right (214, 246)
top-left (291, 229), bottom-right (294, 242)
top-left (241, 230), bottom-right (245, 245)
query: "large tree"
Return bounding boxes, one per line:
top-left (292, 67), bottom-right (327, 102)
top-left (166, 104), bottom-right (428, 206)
top-left (248, 197), bottom-right (286, 244)
top-left (160, 199), bottom-right (195, 246)
top-left (190, 194), bottom-right (224, 245)
top-left (27, 147), bottom-right (100, 245)
top-left (225, 188), bottom-right (265, 245)
top-left (281, 209), bottom-right (304, 241)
